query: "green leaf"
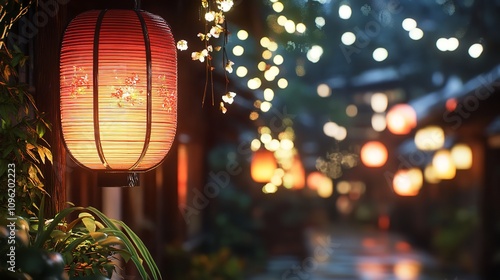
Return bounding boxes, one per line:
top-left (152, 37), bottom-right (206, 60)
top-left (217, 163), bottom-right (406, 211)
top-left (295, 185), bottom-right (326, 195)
top-left (79, 212), bottom-right (96, 233)
top-left (36, 122), bottom-right (45, 138)
top-left (98, 236), bottom-right (125, 247)
top-left (1, 144), bottom-right (14, 158)
top-left (50, 229), bottom-right (68, 241)
top-left (89, 231), bottom-right (108, 242)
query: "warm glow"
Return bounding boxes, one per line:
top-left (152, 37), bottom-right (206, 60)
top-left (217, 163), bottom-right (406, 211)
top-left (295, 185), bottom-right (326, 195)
top-left (407, 168), bottom-right (423, 191)
top-left (306, 45), bottom-right (323, 63)
top-left (451, 143), bottom-right (473, 169)
top-left (263, 183), bottom-right (278, 194)
top-left (273, 55), bottom-right (284, 65)
top-left (378, 215), bottom-right (390, 230)
top-left (315, 17), bottom-right (325, 28)
top-left (360, 141), bottom-right (388, 168)
top-left (307, 172), bottom-right (333, 197)
top-left (424, 164), bottom-right (441, 184)
top-left (432, 150), bottom-right (456, 179)
top-left (232, 45), bottom-right (244, 56)
top-left (370, 93), bottom-right (388, 113)
top-left (248, 77), bottom-right (262, 89)
top-left (178, 144), bottom-right (188, 206)
top-left (317, 179), bottom-right (333, 198)
top-left (277, 78), bottom-right (288, 89)
top-left (393, 169), bottom-right (419, 196)
top-left (272, 1), bottom-right (284, 13)
top-left (402, 18), bottom-right (417, 31)
top-left (60, 10), bottom-right (177, 171)
top-left (341, 32), bottom-right (356, 45)
top-left (290, 155), bottom-right (305, 189)
top-left (284, 20), bottom-right (296, 33)
top-left (338, 4), bottom-right (352, 20)
top-left (323, 122), bottom-right (338, 137)
top-left (260, 101), bottom-right (272, 112)
top-left (262, 50), bottom-right (272, 60)
top-left (265, 139), bottom-right (280, 151)
top-left (446, 98), bottom-right (458, 111)
top-left (336, 181), bottom-right (351, 194)
top-left (335, 127), bottom-right (347, 141)
top-left (371, 114), bottom-right (386, 132)
top-left (237, 29), bottom-right (248, 40)
top-left (307, 171), bottom-right (325, 190)
top-left (317, 83), bottom-right (331, 97)
top-left (296, 23), bottom-right (306, 33)
top-left (251, 149), bottom-right (277, 183)
top-left (394, 260), bottom-right (421, 280)
top-left (414, 126), bottom-right (445, 151)
top-left (264, 88), bottom-right (274, 101)
top-left (468, 43), bottom-right (483, 58)
top-left (260, 37), bottom-right (271, 48)
top-left (236, 66), bottom-right (248, 77)
top-left (386, 104), bottom-right (417, 135)
top-left (346, 104), bottom-right (358, 117)
top-left (372, 47), bottom-right (388, 62)
top-left (409, 28), bottom-right (424, 40)
top-left (250, 139), bottom-right (261, 151)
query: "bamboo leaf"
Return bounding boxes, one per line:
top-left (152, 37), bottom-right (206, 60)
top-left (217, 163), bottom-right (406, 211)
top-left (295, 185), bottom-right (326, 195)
top-left (78, 212), bottom-right (96, 233)
top-left (42, 146), bottom-right (52, 164)
top-left (37, 146), bottom-right (45, 164)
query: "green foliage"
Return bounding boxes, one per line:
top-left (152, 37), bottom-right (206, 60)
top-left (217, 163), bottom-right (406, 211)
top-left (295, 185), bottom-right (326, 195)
top-left (0, 46), bottom-right (52, 216)
top-left (0, 201), bottom-right (161, 280)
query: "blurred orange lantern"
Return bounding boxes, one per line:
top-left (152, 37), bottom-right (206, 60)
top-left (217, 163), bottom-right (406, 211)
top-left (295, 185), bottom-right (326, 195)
top-left (393, 169), bottom-right (421, 196)
top-left (360, 141), bottom-right (388, 167)
top-left (306, 171), bottom-right (324, 190)
top-left (306, 171), bottom-right (333, 198)
top-left (414, 126), bottom-right (445, 151)
top-left (424, 164), bottom-right (441, 184)
top-left (251, 149), bottom-right (277, 182)
top-left (451, 143), bottom-right (472, 169)
top-left (290, 154), bottom-right (305, 189)
top-left (386, 104), bottom-right (417, 135)
top-left (432, 149), bottom-right (456, 179)
top-left (60, 10), bottom-right (177, 172)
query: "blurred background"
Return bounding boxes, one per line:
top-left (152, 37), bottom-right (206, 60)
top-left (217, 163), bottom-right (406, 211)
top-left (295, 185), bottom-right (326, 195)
top-left (18, 0), bottom-right (500, 279)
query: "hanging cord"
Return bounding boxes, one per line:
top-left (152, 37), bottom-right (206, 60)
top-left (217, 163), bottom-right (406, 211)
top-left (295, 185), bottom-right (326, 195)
top-left (135, 0), bottom-right (141, 10)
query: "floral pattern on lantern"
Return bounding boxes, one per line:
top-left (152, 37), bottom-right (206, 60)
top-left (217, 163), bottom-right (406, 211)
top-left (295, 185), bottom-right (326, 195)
top-left (60, 10), bottom-right (177, 171)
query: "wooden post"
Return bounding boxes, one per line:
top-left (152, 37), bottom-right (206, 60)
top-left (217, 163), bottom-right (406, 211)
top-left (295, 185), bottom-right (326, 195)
top-left (33, 3), bottom-right (69, 216)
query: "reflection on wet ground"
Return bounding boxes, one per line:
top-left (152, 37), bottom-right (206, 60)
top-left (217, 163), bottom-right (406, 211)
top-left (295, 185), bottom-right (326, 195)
top-left (249, 225), bottom-right (480, 280)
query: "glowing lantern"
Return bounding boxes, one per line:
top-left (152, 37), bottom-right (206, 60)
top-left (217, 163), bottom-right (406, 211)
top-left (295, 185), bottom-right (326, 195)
top-left (393, 169), bottom-right (420, 196)
top-left (360, 141), bottom-right (388, 167)
top-left (251, 149), bottom-right (277, 182)
top-left (432, 150), bottom-right (456, 179)
top-left (317, 180), bottom-right (333, 198)
top-left (451, 143), bottom-right (472, 169)
top-left (407, 168), bottom-right (423, 191)
top-left (60, 10), bottom-right (177, 172)
top-left (424, 164), bottom-right (441, 184)
top-left (414, 126), bottom-right (445, 151)
top-left (306, 172), bottom-right (324, 189)
top-left (306, 172), bottom-right (332, 197)
top-left (289, 155), bottom-right (305, 189)
top-left (386, 104), bottom-right (417, 135)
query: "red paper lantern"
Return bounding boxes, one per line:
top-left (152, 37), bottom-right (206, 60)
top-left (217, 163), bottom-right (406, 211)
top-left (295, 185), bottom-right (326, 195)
top-left (60, 10), bottom-right (177, 171)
